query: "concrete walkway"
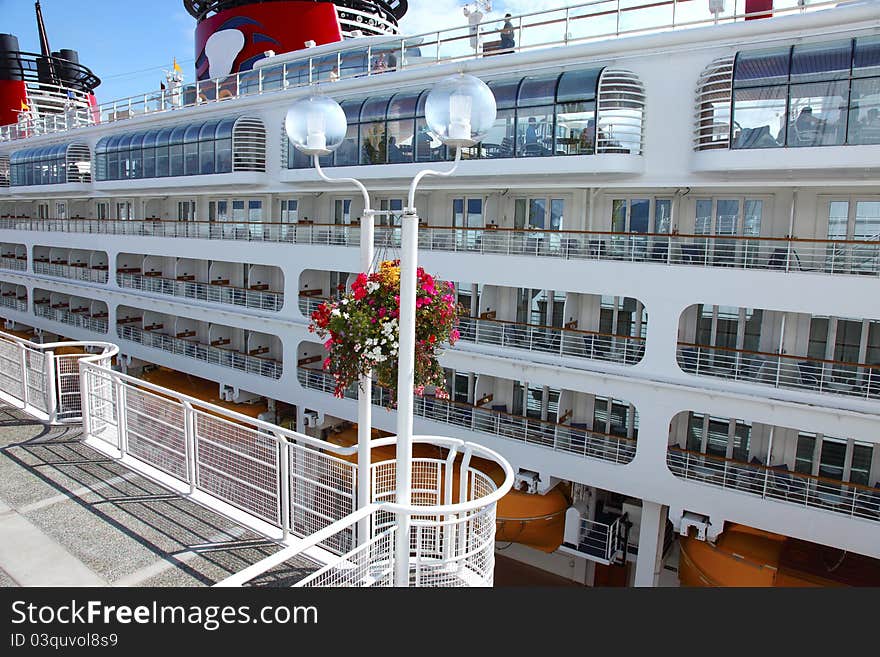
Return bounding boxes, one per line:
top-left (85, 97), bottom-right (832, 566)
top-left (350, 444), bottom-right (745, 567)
top-left (0, 402), bottom-right (315, 587)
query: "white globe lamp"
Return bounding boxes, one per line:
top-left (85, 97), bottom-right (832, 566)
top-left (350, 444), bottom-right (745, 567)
top-left (284, 95), bottom-right (348, 156)
top-left (424, 73), bottom-right (497, 148)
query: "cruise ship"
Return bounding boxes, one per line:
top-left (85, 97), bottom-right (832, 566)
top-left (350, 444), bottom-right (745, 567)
top-left (0, 0), bottom-right (879, 587)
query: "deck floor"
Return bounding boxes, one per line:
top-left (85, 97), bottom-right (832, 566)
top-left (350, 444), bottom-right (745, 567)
top-left (0, 401), bottom-right (316, 587)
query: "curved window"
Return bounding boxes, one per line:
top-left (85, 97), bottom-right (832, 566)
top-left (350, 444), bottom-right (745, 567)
top-left (387, 91), bottom-right (419, 164)
top-left (183, 124), bottom-right (201, 175)
top-left (360, 97), bottom-right (389, 165)
top-left (9, 142), bottom-right (91, 186)
top-left (728, 36), bottom-right (880, 150)
top-left (285, 66), bottom-right (630, 170)
top-left (94, 116), bottom-right (262, 180)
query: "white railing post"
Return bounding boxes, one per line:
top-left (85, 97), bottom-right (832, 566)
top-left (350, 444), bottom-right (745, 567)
top-left (44, 350), bottom-right (57, 424)
top-left (114, 377), bottom-right (128, 455)
top-left (79, 363), bottom-right (92, 437)
top-left (19, 345), bottom-right (29, 409)
top-left (183, 401), bottom-right (197, 494)
top-left (279, 437), bottom-right (290, 541)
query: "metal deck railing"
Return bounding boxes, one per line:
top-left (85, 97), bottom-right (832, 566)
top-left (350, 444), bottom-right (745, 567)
top-left (118, 324), bottom-right (283, 380)
top-left (0, 331), bottom-right (116, 423)
top-left (0, 0), bottom-right (838, 143)
top-left (301, 294), bottom-right (646, 365)
top-left (297, 366), bottom-right (638, 465)
top-left (34, 261), bottom-right (109, 284)
top-left (677, 342), bottom-right (880, 401)
top-left (117, 273), bottom-right (284, 313)
top-left (3, 218), bottom-right (877, 279)
top-left (667, 447), bottom-right (880, 523)
top-left (0, 331), bottom-right (513, 586)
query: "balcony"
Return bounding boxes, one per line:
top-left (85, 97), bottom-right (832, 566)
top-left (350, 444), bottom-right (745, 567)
top-left (677, 342), bottom-right (880, 402)
top-left (0, 295), bottom-right (26, 312)
top-left (0, 256), bottom-right (26, 272)
top-left (118, 324), bottom-right (282, 379)
top-left (117, 273), bottom-right (283, 313)
top-left (34, 261), bottom-right (109, 284)
top-left (302, 295), bottom-right (644, 365)
top-left (457, 315), bottom-right (644, 365)
top-left (3, 219), bottom-right (878, 279)
top-left (297, 366), bottom-right (636, 465)
top-left (34, 303), bottom-right (108, 333)
top-left (667, 447), bottom-right (880, 524)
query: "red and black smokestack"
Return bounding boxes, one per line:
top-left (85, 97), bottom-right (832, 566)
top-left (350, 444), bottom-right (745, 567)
top-left (0, 2), bottom-right (101, 126)
top-left (184, 1), bottom-right (409, 82)
top-left (0, 34), bottom-right (28, 126)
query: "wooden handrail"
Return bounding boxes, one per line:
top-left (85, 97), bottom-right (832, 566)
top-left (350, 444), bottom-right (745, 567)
top-left (668, 446), bottom-right (880, 493)
top-left (21, 218), bottom-right (880, 246)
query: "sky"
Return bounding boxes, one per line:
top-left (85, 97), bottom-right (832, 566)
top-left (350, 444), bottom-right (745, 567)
top-left (0, 0), bottom-right (590, 102)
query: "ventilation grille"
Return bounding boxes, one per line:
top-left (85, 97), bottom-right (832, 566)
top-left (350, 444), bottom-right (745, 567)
top-left (66, 143), bottom-right (92, 183)
top-left (694, 56), bottom-right (735, 151)
top-left (232, 117), bottom-right (267, 172)
top-left (596, 69), bottom-right (646, 156)
top-left (0, 156), bottom-right (8, 187)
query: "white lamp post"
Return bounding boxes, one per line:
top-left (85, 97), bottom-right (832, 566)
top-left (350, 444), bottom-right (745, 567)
top-left (286, 74), bottom-right (496, 586)
top-left (285, 95), bottom-right (375, 549)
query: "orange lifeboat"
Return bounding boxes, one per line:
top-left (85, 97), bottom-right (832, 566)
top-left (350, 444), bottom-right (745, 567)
top-left (680, 523), bottom-right (880, 587)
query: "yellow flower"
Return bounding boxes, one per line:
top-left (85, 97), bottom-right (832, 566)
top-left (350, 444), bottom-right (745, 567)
top-left (377, 260), bottom-right (400, 287)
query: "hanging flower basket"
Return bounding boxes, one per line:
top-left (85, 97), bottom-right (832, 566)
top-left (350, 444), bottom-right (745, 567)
top-left (309, 260), bottom-right (461, 405)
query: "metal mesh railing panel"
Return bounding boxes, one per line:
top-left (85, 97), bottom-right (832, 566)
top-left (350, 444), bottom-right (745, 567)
top-left (194, 411), bottom-right (280, 526)
top-left (297, 524), bottom-right (396, 588)
top-left (0, 337), bottom-right (24, 401)
top-left (55, 354), bottom-right (84, 419)
top-left (288, 443), bottom-right (356, 552)
top-left (124, 386), bottom-right (187, 479)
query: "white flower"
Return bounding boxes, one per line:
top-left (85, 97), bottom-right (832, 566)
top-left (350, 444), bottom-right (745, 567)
top-left (331, 308), bottom-right (341, 317)
top-left (341, 298), bottom-right (349, 305)
top-left (366, 281), bottom-right (379, 293)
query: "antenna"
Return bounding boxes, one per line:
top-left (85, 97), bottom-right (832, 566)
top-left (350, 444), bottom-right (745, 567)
top-left (462, 1), bottom-right (492, 17)
top-left (34, 1), bottom-right (58, 85)
top-left (462, 1), bottom-right (492, 52)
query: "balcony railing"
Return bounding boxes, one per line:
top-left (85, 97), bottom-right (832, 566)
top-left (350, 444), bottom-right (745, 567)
top-left (0, 296), bottom-right (26, 312)
top-left (34, 261), bottom-right (109, 284)
top-left (3, 218), bottom-right (878, 279)
top-left (34, 303), bottom-right (108, 333)
top-left (118, 324), bottom-right (282, 379)
top-left (677, 342), bottom-right (880, 401)
top-left (297, 366), bottom-right (637, 465)
top-left (0, 0), bottom-right (836, 143)
top-left (457, 315), bottom-right (644, 365)
top-left (117, 273), bottom-right (284, 312)
top-left (302, 295), bottom-right (645, 365)
top-left (667, 447), bottom-right (880, 523)
top-left (0, 256), bottom-right (26, 271)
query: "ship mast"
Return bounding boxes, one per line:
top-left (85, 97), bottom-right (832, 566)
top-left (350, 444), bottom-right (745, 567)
top-left (34, 1), bottom-right (58, 85)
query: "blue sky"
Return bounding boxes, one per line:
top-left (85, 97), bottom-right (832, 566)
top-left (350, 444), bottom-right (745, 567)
top-left (0, 0), bottom-right (585, 102)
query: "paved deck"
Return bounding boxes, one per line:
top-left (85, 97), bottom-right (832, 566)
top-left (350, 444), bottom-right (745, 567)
top-left (0, 402), bottom-right (316, 587)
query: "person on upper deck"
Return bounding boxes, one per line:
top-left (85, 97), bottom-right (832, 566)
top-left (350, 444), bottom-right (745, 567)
top-left (500, 14), bottom-right (515, 51)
